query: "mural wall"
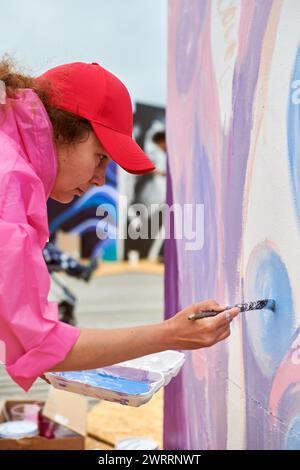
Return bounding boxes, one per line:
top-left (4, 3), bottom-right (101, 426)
top-left (165, 0), bottom-right (300, 449)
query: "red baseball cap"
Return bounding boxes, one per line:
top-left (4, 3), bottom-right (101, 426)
top-left (36, 62), bottom-right (155, 174)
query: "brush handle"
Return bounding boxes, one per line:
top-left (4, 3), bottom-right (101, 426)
top-left (188, 299), bottom-right (275, 320)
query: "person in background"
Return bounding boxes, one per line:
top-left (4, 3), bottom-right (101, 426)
top-left (134, 129), bottom-right (167, 210)
top-left (152, 130), bottom-right (167, 174)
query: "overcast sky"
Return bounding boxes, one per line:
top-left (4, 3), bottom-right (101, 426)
top-left (0, 0), bottom-right (167, 106)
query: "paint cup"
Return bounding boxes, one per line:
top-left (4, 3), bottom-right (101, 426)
top-left (0, 420), bottom-right (38, 439)
top-left (128, 250), bottom-right (140, 266)
top-left (115, 437), bottom-right (159, 450)
top-left (38, 413), bottom-right (56, 439)
top-left (10, 403), bottom-right (41, 424)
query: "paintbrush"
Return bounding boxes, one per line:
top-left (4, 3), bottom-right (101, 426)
top-left (188, 298), bottom-right (276, 321)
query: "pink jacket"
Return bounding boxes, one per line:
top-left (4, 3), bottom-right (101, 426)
top-left (0, 88), bottom-right (81, 391)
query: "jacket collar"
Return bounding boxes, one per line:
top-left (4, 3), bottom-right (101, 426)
top-left (1, 88), bottom-right (57, 198)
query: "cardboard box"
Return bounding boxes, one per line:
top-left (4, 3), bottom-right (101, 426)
top-left (0, 388), bottom-right (87, 450)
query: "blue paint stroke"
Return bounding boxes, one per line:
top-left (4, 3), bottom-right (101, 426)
top-left (245, 244), bottom-right (294, 378)
top-left (284, 414), bottom-right (300, 450)
top-left (288, 45), bottom-right (300, 229)
top-left (53, 369), bottom-right (150, 395)
top-left (276, 382), bottom-right (300, 449)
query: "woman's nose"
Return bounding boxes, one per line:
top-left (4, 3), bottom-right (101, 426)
top-left (91, 168), bottom-right (106, 187)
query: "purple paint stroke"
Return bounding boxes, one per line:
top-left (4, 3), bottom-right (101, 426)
top-left (164, 119), bottom-right (228, 449)
top-left (177, 120), bottom-right (218, 307)
top-left (163, 159), bottom-right (189, 450)
top-left (185, 125), bottom-right (227, 449)
top-left (222, 0), bottom-right (273, 300)
top-left (175, 0), bottom-right (208, 94)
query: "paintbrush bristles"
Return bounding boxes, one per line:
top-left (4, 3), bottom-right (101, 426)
top-left (230, 298), bottom-right (276, 312)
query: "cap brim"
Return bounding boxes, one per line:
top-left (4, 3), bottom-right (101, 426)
top-left (91, 122), bottom-right (156, 175)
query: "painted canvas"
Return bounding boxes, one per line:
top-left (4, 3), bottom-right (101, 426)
top-left (165, 0), bottom-right (300, 449)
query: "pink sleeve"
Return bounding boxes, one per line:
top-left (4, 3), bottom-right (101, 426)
top-left (0, 168), bottom-right (81, 391)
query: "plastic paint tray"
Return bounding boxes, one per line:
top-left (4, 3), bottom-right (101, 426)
top-left (117, 350), bottom-right (186, 386)
top-left (46, 365), bottom-right (164, 407)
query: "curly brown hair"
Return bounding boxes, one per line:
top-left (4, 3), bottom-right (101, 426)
top-left (0, 55), bottom-right (91, 145)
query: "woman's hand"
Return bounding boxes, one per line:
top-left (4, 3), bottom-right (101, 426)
top-left (165, 299), bottom-right (240, 350)
top-left (51, 300), bottom-right (240, 373)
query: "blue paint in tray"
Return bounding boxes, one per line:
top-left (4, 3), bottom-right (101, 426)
top-left (55, 369), bottom-right (150, 395)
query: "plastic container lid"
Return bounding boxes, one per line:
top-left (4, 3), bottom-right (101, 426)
top-left (115, 437), bottom-right (159, 450)
top-left (0, 420), bottom-right (38, 439)
top-left (118, 350), bottom-right (186, 386)
top-left (46, 365), bottom-right (164, 407)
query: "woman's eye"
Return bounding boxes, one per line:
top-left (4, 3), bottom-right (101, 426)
top-left (98, 155), bottom-right (108, 166)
